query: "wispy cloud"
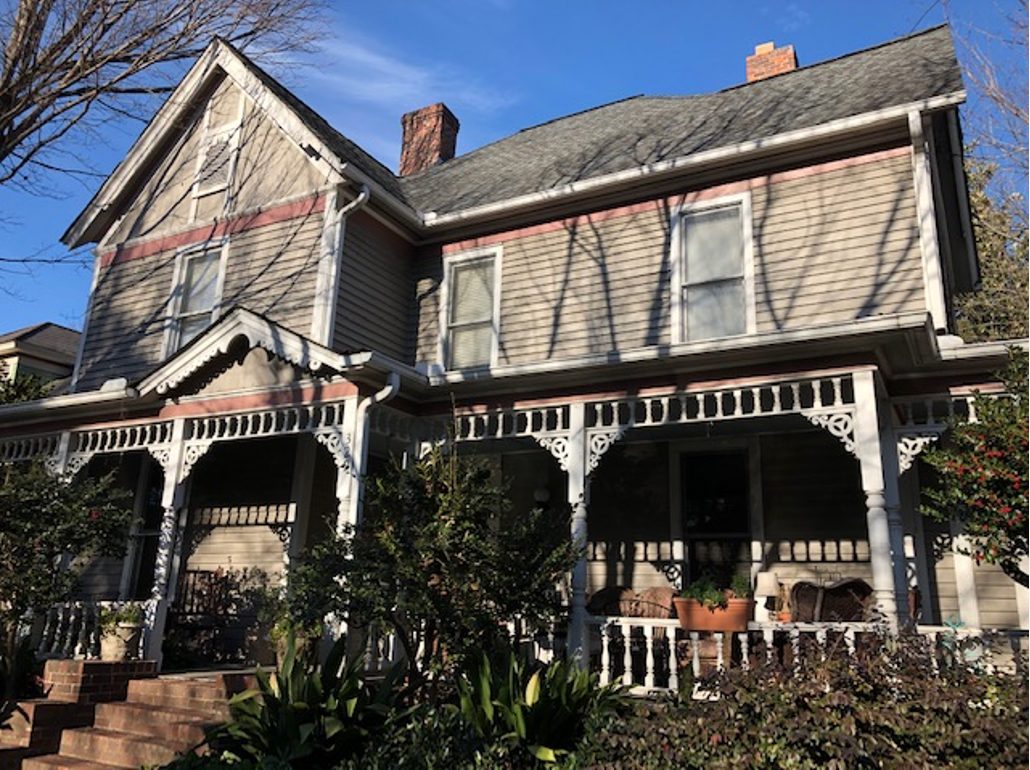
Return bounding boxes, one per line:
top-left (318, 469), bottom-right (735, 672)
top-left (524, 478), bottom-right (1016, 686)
top-left (776, 3), bottom-right (812, 33)
top-left (309, 33), bottom-right (517, 115)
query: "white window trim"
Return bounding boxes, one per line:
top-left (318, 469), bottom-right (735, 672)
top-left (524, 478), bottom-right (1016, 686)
top-left (437, 244), bottom-right (503, 372)
top-left (668, 437), bottom-right (765, 588)
top-left (189, 91), bottom-right (246, 221)
top-left (162, 239), bottom-right (230, 358)
top-left (669, 191), bottom-right (756, 345)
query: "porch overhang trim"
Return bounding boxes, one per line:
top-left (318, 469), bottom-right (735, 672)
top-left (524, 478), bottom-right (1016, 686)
top-left (426, 312), bottom-right (937, 394)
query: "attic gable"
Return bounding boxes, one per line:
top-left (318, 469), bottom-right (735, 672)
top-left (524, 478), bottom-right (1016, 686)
top-left (62, 40), bottom-right (352, 249)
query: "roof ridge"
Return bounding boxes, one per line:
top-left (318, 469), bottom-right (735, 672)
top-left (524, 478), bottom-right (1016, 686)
top-left (404, 94), bottom-right (649, 181)
top-left (718, 23), bottom-right (951, 94)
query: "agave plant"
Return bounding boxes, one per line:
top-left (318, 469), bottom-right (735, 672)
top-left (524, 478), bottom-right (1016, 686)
top-left (203, 632), bottom-right (405, 768)
top-left (456, 649), bottom-right (624, 764)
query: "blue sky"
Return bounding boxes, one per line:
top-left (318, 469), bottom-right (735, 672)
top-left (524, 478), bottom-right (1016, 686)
top-left (0, 0), bottom-right (1018, 332)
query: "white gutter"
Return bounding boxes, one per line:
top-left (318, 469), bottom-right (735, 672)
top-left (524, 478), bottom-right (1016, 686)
top-left (420, 92), bottom-right (966, 230)
top-left (938, 338), bottom-right (1028, 361)
top-left (0, 386), bottom-right (137, 421)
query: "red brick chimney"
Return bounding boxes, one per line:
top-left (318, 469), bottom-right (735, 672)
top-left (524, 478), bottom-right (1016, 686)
top-left (746, 42), bottom-right (798, 83)
top-left (399, 103), bottom-right (460, 176)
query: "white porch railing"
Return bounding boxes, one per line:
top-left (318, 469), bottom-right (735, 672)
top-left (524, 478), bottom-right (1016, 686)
top-left (585, 616), bottom-right (1028, 693)
top-left (30, 600), bottom-right (147, 660)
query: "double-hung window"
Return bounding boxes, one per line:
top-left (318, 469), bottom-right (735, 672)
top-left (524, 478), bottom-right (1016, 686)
top-left (442, 248), bottom-right (500, 370)
top-left (171, 244), bottom-right (224, 351)
top-left (672, 193), bottom-right (755, 343)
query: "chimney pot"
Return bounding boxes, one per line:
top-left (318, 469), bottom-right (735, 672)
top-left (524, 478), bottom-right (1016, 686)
top-left (399, 102), bottom-right (460, 176)
top-left (746, 41), bottom-right (798, 83)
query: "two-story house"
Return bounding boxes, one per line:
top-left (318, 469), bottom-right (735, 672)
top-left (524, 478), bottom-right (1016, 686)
top-left (1, 25), bottom-right (1025, 672)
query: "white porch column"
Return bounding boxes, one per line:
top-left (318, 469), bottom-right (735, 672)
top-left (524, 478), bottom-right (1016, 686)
top-left (321, 396), bottom-right (361, 534)
top-left (144, 419), bottom-right (189, 664)
top-left (880, 423), bottom-right (910, 623)
top-left (853, 371), bottom-right (899, 628)
top-left (951, 520), bottom-right (982, 627)
top-left (566, 402), bottom-right (589, 662)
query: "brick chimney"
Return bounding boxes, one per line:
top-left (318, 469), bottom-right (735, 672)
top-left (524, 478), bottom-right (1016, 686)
top-left (399, 103), bottom-right (460, 176)
top-left (746, 42), bottom-right (798, 83)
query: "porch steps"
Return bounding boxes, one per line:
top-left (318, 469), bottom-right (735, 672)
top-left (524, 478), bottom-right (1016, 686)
top-left (21, 674), bottom-right (246, 770)
top-left (0, 701), bottom-right (94, 769)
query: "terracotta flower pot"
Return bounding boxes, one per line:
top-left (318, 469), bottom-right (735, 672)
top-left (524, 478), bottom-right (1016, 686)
top-left (673, 597), bottom-right (752, 632)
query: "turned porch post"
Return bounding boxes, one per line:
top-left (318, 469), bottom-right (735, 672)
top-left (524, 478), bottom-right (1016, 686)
top-left (852, 371), bottom-right (899, 628)
top-left (880, 421), bottom-right (911, 624)
top-left (566, 402), bottom-right (590, 662)
top-left (144, 418), bottom-right (189, 664)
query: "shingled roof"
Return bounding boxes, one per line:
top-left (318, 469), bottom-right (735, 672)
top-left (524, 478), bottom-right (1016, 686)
top-left (0, 322), bottom-right (81, 360)
top-left (396, 25), bottom-right (962, 216)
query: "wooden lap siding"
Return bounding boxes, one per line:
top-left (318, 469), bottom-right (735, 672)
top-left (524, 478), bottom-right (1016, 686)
top-left (752, 152), bottom-right (923, 331)
top-left (334, 211), bottom-right (414, 362)
top-left (414, 152), bottom-right (925, 370)
top-left (77, 214), bottom-right (322, 391)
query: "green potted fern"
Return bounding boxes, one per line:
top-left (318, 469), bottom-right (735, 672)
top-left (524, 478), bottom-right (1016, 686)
top-left (673, 574), bottom-right (753, 632)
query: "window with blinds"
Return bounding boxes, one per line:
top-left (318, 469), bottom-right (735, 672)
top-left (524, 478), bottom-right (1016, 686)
top-left (445, 254), bottom-right (497, 370)
top-left (681, 203), bottom-right (746, 341)
top-left (175, 247), bottom-right (221, 349)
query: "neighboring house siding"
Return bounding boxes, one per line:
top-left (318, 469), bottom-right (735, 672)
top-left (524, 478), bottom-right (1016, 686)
top-left (414, 150), bottom-right (924, 370)
top-left (752, 151), bottom-right (924, 332)
top-left (333, 211), bottom-right (414, 361)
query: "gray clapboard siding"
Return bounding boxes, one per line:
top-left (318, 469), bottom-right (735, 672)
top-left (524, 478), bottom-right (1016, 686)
top-left (334, 212), bottom-right (414, 361)
top-left (77, 251), bottom-right (179, 390)
top-left (973, 562), bottom-right (1022, 628)
top-left (753, 153), bottom-right (923, 332)
top-left (932, 552), bottom-right (961, 621)
top-left (221, 214), bottom-right (322, 331)
top-left (415, 152), bottom-right (924, 370)
top-left (760, 432), bottom-right (873, 584)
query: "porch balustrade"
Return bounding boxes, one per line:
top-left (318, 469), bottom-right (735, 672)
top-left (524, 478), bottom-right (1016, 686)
top-left (584, 616), bottom-right (1028, 693)
top-left (31, 599), bottom-right (153, 661)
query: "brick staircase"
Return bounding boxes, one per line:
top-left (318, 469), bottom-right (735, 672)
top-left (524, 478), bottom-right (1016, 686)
top-left (0, 701), bottom-right (95, 769)
top-left (21, 676), bottom-right (238, 770)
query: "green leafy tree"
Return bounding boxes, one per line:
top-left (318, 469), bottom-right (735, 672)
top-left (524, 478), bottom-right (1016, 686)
top-left (0, 373), bottom-right (49, 405)
top-left (956, 159), bottom-right (1029, 342)
top-left (289, 444), bottom-right (580, 693)
top-left (921, 350), bottom-right (1028, 587)
top-left (0, 461), bottom-right (132, 694)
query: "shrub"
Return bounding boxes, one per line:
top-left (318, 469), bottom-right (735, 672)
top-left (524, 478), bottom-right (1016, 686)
top-left (577, 634), bottom-right (1029, 769)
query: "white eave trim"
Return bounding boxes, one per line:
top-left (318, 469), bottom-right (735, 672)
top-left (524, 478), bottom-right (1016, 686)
top-left (428, 312), bottom-right (936, 387)
top-left (421, 92), bottom-right (966, 230)
top-left (0, 387), bottom-right (136, 420)
top-left (938, 338), bottom-right (1028, 361)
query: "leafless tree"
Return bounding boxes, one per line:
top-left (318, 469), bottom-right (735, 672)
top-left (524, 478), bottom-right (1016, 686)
top-left (0, 0), bottom-right (323, 195)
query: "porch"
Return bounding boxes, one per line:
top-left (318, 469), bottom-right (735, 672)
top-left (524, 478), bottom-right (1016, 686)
top-left (3, 362), bottom-right (1023, 673)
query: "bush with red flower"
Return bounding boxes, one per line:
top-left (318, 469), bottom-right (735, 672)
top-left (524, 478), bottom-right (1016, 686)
top-left (922, 349), bottom-right (1028, 587)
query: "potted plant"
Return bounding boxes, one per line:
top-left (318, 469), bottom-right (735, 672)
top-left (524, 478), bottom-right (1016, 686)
top-left (672, 574), bottom-right (753, 632)
top-left (99, 602), bottom-right (144, 661)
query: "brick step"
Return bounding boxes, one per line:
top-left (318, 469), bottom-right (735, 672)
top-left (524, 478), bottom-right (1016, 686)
top-left (23, 756), bottom-right (126, 770)
top-left (57, 727), bottom-right (190, 769)
top-left (94, 701), bottom-right (216, 744)
top-left (125, 678), bottom-right (230, 718)
top-left (0, 701), bottom-right (94, 750)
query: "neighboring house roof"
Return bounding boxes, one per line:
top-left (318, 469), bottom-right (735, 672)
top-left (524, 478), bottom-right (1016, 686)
top-left (399, 25), bottom-right (962, 215)
top-left (0, 322), bottom-right (81, 362)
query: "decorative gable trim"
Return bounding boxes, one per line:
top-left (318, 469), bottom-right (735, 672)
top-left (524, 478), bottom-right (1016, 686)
top-left (62, 40), bottom-right (354, 249)
top-left (137, 307), bottom-right (351, 397)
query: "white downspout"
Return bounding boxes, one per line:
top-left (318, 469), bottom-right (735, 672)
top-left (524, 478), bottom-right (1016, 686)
top-left (315, 183), bottom-right (370, 347)
top-left (347, 371), bottom-right (401, 525)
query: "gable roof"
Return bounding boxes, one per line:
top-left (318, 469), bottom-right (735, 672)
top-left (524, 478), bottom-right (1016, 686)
top-left (399, 25), bottom-right (963, 216)
top-left (0, 322), bottom-right (81, 361)
top-left (64, 25), bottom-right (963, 246)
